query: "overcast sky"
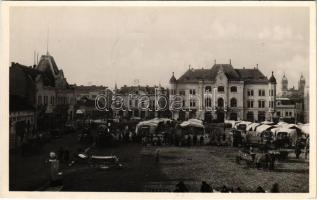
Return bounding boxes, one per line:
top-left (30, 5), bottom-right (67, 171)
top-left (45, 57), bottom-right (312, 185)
top-left (10, 6), bottom-right (310, 91)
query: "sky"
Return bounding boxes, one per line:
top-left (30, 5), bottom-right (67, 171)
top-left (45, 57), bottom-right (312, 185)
top-left (10, 6), bottom-right (310, 91)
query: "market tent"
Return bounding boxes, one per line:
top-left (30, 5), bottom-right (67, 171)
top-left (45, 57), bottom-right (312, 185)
top-left (234, 121), bottom-right (252, 129)
top-left (277, 121), bottom-right (289, 126)
top-left (180, 119), bottom-right (204, 128)
top-left (255, 124), bottom-right (274, 133)
top-left (135, 118), bottom-right (172, 134)
top-left (76, 109), bottom-right (85, 114)
top-left (300, 124), bottom-right (309, 135)
top-left (246, 123), bottom-right (261, 131)
top-left (261, 121), bottom-right (275, 125)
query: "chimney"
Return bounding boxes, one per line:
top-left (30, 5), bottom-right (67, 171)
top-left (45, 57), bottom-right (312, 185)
top-left (189, 64), bottom-right (191, 70)
top-left (256, 64), bottom-right (258, 69)
top-left (229, 59), bottom-right (231, 65)
top-left (214, 59), bottom-right (216, 65)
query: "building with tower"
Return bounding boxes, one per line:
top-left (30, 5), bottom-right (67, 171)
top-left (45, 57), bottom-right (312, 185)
top-left (169, 61), bottom-right (277, 122)
top-left (278, 73), bottom-right (307, 123)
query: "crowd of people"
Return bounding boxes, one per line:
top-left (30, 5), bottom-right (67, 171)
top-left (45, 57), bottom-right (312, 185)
top-left (173, 181), bottom-right (280, 193)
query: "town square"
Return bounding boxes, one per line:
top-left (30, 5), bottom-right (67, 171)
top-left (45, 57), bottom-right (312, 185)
top-left (4, 4), bottom-right (314, 194)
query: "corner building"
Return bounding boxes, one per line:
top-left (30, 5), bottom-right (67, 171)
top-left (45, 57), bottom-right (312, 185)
top-left (169, 62), bottom-right (277, 122)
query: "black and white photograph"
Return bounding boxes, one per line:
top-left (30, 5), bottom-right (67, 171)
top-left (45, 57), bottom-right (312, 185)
top-left (0, 1), bottom-right (316, 198)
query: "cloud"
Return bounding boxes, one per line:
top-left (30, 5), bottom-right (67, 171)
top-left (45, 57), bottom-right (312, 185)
top-left (258, 25), bottom-right (304, 41)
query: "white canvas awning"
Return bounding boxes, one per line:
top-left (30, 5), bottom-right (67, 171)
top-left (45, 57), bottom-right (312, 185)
top-left (76, 109), bottom-right (85, 114)
top-left (180, 119), bottom-right (204, 128)
top-left (300, 124), bottom-right (309, 135)
top-left (255, 124), bottom-right (273, 133)
top-left (246, 123), bottom-right (261, 131)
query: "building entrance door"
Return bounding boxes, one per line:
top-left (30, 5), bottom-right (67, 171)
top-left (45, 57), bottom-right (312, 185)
top-left (217, 111), bottom-right (225, 122)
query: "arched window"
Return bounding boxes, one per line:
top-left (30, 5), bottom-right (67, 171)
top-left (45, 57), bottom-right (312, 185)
top-left (218, 86), bottom-right (224, 92)
top-left (230, 98), bottom-right (237, 107)
top-left (205, 86), bottom-right (212, 93)
top-left (205, 97), bottom-right (212, 107)
top-left (230, 86), bottom-right (237, 92)
top-left (218, 98), bottom-right (224, 107)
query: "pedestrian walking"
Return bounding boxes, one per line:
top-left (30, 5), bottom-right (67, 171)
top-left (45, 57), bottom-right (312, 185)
top-left (200, 181), bottom-right (212, 192)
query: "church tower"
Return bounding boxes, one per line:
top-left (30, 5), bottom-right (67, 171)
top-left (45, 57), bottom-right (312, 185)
top-left (268, 71), bottom-right (277, 121)
top-left (281, 73), bottom-right (288, 96)
top-left (298, 74), bottom-right (306, 94)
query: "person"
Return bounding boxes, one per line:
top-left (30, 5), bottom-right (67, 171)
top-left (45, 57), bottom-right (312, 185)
top-left (200, 135), bottom-right (204, 145)
top-left (270, 183), bottom-right (279, 193)
top-left (220, 185), bottom-right (229, 193)
top-left (236, 187), bottom-right (242, 193)
top-left (200, 181), bottom-right (212, 192)
top-left (255, 186), bottom-right (265, 193)
top-left (193, 134), bottom-right (197, 146)
top-left (187, 135), bottom-right (191, 147)
top-left (174, 181), bottom-right (189, 192)
top-left (47, 152), bottom-right (63, 186)
top-left (305, 137), bottom-right (309, 159)
top-left (295, 139), bottom-right (302, 159)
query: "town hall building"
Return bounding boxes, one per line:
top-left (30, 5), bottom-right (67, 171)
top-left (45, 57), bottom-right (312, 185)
top-left (169, 61), bottom-right (277, 122)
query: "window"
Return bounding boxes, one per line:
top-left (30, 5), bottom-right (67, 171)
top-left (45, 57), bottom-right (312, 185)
top-left (205, 97), bottom-right (212, 107)
top-left (258, 111), bottom-right (266, 122)
top-left (246, 111), bottom-right (254, 122)
top-left (44, 96), bottom-right (48, 105)
top-left (190, 99), bottom-right (196, 107)
top-left (205, 86), bottom-right (212, 93)
top-left (258, 89), bottom-right (265, 96)
top-left (37, 95), bottom-right (42, 105)
top-left (258, 100), bottom-right (265, 108)
top-left (230, 98), bottom-right (237, 107)
top-left (277, 111), bottom-right (281, 116)
top-left (129, 99), bottom-right (132, 107)
top-left (289, 112), bottom-right (292, 117)
top-left (285, 112), bottom-right (288, 116)
top-left (247, 100), bottom-right (254, 108)
top-left (218, 98), bottom-right (224, 107)
top-left (218, 86), bottom-right (224, 92)
top-left (170, 89), bottom-right (175, 95)
top-left (134, 100), bottom-right (138, 107)
top-left (179, 90), bottom-right (185, 96)
top-left (189, 89), bottom-right (196, 95)
top-left (247, 90), bottom-right (254, 96)
top-left (269, 101), bottom-right (274, 108)
top-left (269, 89), bottom-right (274, 96)
top-left (230, 86), bottom-right (237, 92)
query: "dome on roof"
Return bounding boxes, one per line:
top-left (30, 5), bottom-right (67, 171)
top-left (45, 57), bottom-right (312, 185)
top-left (269, 71), bottom-right (277, 84)
top-left (282, 74), bottom-right (288, 81)
top-left (169, 72), bottom-right (177, 84)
